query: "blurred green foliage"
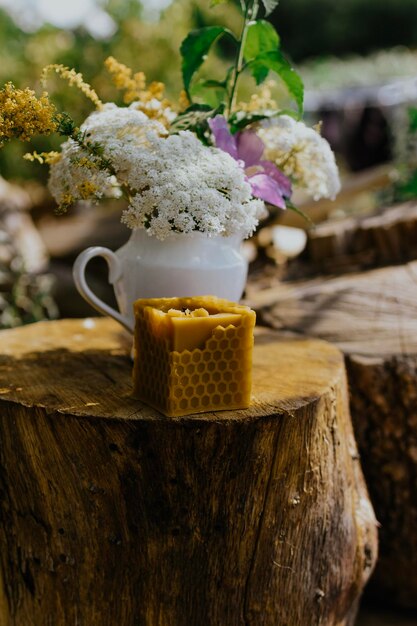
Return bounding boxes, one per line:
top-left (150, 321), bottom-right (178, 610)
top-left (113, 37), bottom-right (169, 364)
top-left (392, 107), bottom-right (417, 203)
top-left (0, 0), bottom-right (241, 182)
top-left (1, 0), bottom-right (417, 182)
top-left (0, 225), bottom-right (57, 328)
top-left (275, 0), bottom-right (417, 61)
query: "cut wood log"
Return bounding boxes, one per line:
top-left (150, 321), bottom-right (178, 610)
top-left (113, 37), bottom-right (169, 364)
top-left (247, 261), bottom-right (417, 608)
top-left (305, 201), bottom-right (417, 274)
top-left (0, 318), bottom-right (377, 626)
top-left (0, 176), bottom-right (48, 274)
top-left (269, 164), bottom-right (392, 230)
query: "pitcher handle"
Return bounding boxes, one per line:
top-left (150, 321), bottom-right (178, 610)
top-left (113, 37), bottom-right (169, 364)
top-left (73, 246), bottom-right (134, 333)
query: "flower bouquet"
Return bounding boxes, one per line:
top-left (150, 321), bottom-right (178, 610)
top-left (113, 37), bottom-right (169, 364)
top-left (0, 0), bottom-right (340, 328)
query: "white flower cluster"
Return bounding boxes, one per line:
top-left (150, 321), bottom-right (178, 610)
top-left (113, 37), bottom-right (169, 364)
top-left (48, 138), bottom-right (118, 207)
top-left (48, 103), bottom-right (166, 206)
top-left (135, 98), bottom-right (177, 126)
top-left (49, 104), bottom-right (264, 239)
top-left (121, 131), bottom-right (265, 240)
top-left (258, 115), bottom-right (341, 200)
top-left (80, 103), bottom-right (167, 181)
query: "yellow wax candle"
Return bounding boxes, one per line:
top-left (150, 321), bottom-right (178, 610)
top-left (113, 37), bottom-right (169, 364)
top-left (133, 295), bottom-right (256, 417)
top-left (169, 312), bottom-right (242, 352)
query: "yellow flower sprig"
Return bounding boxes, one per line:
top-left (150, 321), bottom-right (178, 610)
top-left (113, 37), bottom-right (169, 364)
top-left (104, 56), bottom-right (173, 127)
top-left (55, 192), bottom-right (76, 215)
top-left (104, 56), bottom-right (146, 104)
top-left (77, 180), bottom-right (100, 200)
top-left (237, 81), bottom-right (278, 114)
top-left (23, 150), bottom-right (61, 165)
top-left (41, 64), bottom-right (103, 109)
top-left (0, 82), bottom-right (59, 147)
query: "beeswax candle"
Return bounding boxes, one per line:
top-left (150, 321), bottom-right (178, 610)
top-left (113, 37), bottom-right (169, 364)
top-left (133, 296), bottom-right (256, 417)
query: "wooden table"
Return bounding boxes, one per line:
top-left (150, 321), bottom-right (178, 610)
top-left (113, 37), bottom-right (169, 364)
top-left (0, 319), bottom-right (378, 626)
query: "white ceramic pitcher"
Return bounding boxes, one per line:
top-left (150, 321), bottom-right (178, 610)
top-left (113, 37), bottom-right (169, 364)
top-left (73, 229), bottom-right (248, 333)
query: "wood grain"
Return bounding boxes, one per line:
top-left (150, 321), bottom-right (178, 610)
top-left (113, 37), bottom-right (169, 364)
top-left (247, 262), bottom-right (417, 608)
top-left (306, 202), bottom-right (417, 274)
top-left (247, 262), bottom-right (417, 358)
top-left (0, 318), bottom-right (377, 626)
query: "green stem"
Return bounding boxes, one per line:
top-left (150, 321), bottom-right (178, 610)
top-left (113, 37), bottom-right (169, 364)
top-left (226, 0), bottom-right (259, 120)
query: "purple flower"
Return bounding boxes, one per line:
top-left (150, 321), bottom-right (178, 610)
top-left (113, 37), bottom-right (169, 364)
top-left (208, 115), bottom-right (291, 209)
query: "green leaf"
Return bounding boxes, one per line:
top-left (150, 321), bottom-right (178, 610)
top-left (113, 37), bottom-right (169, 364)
top-left (180, 27), bottom-right (235, 97)
top-left (229, 110), bottom-right (279, 133)
top-left (260, 0), bottom-right (280, 16)
top-left (190, 80), bottom-right (226, 109)
top-left (210, 0), bottom-right (228, 5)
top-left (196, 79), bottom-right (227, 88)
top-left (248, 50), bottom-right (304, 115)
top-left (170, 104), bottom-right (225, 143)
top-left (228, 109), bottom-right (299, 134)
top-left (244, 20), bottom-right (280, 61)
top-left (56, 112), bottom-right (77, 137)
top-left (276, 108), bottom-right (300, 119)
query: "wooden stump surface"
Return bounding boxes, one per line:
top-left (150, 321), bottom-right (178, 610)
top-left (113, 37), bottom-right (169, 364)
top-left (0, 318), bottom-right (377, 626)
top-left (0, 317), bottom-right (361, 419)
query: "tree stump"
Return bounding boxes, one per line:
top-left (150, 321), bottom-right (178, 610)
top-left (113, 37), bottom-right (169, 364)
top-left (247, 261), bottom-right (417, 608)
top-left (0, 318), bottom-right (377, 626)
top-left (305, 201), bottom-right (417, 275)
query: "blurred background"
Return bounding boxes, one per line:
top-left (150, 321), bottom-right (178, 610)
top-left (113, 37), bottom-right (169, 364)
top-left (2, 0), bottom-right (417, 179)
top-left (1, 2), bottom-right (417, 624)
top-left (0, 5), bottom-right (416, 337)
top-left (2, 0), bottom-right (417, 330)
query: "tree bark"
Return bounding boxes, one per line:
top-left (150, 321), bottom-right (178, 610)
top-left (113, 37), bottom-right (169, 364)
top-left (305, 201), bottom-right (417, 275)
top-left (247, 261), bottom-right (417, 608)
top-left (0, 318), bottom-right (376, 626)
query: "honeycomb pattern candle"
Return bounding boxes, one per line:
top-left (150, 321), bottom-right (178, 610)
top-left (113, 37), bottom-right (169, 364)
top-left (133, 296), bottom-right (256, 417)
